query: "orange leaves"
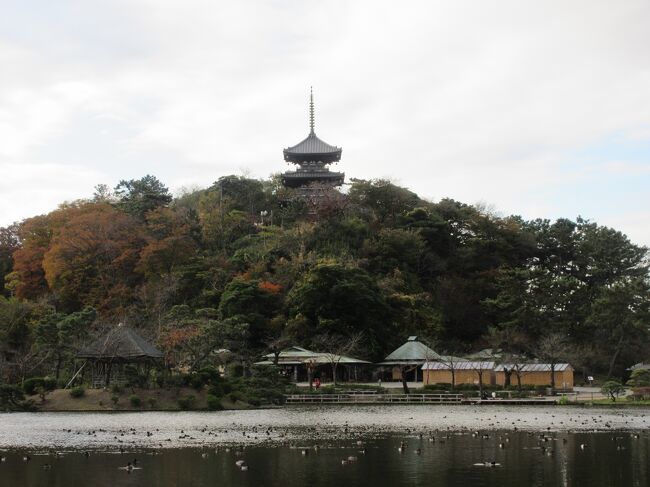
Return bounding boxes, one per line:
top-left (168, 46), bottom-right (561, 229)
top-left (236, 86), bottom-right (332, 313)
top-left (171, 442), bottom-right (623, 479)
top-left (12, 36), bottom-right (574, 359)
top-left (258, 280), bottom-right (282, 294)
top-left (40, 203), bottom-right (146, 311)
top-left (160, 326), bottom-right (200, 350)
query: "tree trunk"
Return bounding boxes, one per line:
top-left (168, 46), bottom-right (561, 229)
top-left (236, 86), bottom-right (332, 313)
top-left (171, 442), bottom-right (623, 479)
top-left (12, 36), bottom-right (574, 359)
top-left (55, 353), bottom-right (63, 381)
top-left (607, 333), bottom-right (626, 378)
top-left (504, 368), bottom-right (512, 388)
top-left (401, 367), bottom-right (410, 394)
top-left (550, 363), bottom-right (556, 393)
top-left (450, 368), bottom-right (456, 391)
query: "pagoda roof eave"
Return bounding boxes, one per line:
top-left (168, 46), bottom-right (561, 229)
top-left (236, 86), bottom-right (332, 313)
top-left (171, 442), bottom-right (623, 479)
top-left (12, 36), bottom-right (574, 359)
top-left (284, 132), bottom-right (342, 158)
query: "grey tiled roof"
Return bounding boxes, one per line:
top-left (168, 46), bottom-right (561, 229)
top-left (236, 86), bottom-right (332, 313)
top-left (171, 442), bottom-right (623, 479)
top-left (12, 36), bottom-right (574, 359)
top-left (284, 132), bottom-right (342, 163)
top-left (422, 361), bottom-right (495, 370)
top-left (257, 346), bottom-right (369, 365)
top-left (494, 363), bottom-right (572, 372)
top-left (380, 337), bottom-right (442, 364)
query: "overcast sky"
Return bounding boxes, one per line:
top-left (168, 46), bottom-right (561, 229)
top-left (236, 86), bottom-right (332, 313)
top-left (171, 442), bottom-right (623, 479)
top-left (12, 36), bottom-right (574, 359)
top-left (1, 0), bottom-right (649, 245)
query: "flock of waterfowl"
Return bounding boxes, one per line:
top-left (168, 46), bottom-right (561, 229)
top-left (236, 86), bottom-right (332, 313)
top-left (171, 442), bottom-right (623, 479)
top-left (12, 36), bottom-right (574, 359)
top-left (0, 417), bottom-right (647, 476)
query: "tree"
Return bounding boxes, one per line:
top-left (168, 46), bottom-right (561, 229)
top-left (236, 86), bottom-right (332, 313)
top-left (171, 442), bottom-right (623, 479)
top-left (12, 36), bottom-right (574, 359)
top-left (348, 179), bottom-right (420, 224)
top-left (219, 278), bottom-right (283, 349)
top-left (160, 310), bottom-right (249, 372)
top-left (601, 380), bottom-right (625, 402)
top-left (114, 175), bottom-right (172, 220)
top-left (41, 204), bottom-right (146, 312)
top-left (312, 332), bottom-right (364, 386)
top-left (536, 333), bottom-right (569, 392)
top-left (34, 307), bottom-right (96, 379)
top-left (10, 215), bottom-right (54, 300)
top-left (287, 262), bottom-right (392, 359)
top-left (0, 224), bottom-right (19, 297)
top-left (137, 207), bottom-right (198, 277)
top-left (586, 279), bottom-right (650, 378)
top-left (438, 354), bottom-right (463, 392)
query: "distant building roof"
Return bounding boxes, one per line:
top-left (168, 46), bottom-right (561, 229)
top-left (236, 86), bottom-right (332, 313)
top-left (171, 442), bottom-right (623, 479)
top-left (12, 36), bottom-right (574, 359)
top-left (422, 361), bottom-right (495, 371)
top-left (628, 363), bottom-right (650, 371)
top-left (256, 346), bottom-right (369, 366)
top-left (494, 363), bottom-right (572, 372)
top-left (77, 325), bottom-right (164, 360)
top-left (379, 337), bottom-right (442, 365)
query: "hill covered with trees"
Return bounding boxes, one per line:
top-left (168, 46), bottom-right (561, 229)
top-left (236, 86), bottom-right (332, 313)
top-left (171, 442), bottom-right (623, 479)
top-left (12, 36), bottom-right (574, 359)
top-left (1, 174), bottom-right (648, 384)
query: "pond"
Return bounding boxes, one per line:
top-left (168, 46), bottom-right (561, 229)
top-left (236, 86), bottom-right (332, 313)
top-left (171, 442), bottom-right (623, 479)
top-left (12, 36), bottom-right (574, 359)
top-left (1, 406), bottom-right (649, 486)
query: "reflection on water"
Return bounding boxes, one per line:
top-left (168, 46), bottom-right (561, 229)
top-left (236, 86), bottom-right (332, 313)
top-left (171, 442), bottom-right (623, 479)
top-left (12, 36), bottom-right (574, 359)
top-left (1, 407), bottom-right (650, 486)
top-left (1, 433), bottom-right (650, 487)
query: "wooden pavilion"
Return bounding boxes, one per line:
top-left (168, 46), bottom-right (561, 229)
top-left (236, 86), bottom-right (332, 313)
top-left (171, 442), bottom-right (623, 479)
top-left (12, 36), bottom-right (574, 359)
top-left (76, 325), bottom-right (164, 388)
top-left (255, 346), bottom-right (370, 383)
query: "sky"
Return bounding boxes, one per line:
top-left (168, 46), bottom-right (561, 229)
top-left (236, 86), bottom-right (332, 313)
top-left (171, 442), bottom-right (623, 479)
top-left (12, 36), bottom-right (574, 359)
top-left (1, 0), bottom-right (649, 246)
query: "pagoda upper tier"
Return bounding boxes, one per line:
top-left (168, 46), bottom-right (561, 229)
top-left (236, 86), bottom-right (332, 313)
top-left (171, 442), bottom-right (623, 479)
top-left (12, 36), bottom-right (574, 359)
top-left (283, 131), bottom-right (342, 165)
top-left (281, 89), bottom-right (344, 189)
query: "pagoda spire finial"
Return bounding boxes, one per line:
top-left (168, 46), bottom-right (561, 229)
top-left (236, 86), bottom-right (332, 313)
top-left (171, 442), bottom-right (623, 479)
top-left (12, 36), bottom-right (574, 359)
top-left (309, 86), bottom-right (315, 134)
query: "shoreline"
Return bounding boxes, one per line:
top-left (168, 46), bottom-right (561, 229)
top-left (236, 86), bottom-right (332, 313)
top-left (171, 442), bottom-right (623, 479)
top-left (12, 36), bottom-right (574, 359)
top-left (2, 405), bottom-right (650, 450)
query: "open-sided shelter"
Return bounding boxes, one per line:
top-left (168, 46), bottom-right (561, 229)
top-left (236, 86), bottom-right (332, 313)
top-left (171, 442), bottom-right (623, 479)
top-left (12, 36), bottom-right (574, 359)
top-left (76, 325), bottom-right (164, 387)
top-left (255, 346), bottom-right (370, 382)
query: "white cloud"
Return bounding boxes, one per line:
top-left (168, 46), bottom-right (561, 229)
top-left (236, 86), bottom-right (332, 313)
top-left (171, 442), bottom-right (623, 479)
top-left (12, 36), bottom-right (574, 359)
top-left (0, 0), bottom-right (649, 245)
top-left (0, 161), bottom-right (106, 224)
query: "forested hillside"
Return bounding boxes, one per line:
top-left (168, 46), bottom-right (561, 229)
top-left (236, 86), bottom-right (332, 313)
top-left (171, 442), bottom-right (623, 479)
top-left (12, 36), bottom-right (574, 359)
top-left (1, 175), bottom-right (648, 383)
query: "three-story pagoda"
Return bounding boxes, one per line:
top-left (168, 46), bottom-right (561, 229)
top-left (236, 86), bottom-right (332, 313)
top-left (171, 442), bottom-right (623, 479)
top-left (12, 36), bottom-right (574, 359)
top-left (281, 89), bottom-right (344, 189)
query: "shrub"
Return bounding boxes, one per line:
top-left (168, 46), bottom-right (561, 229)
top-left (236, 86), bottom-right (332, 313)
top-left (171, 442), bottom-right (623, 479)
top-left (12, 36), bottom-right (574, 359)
top-left (247, 396), bottom-right (262, 407)
top-left (23, 378), bottom-right (44, 395)
top-left (111, 394), bottom-right (119, 405)
top-left (601, 380), bottom-right (625, 402)
top-left (178, 394), bottom-right (196, 410)
top-left (207, 394), bottom-right (223, 410)
top-left (315, 385), bottom-right (335, 394)
top-left (630, 387), bottom-right (650, 401)
top-left (43, 377), bottom-right (58, 391)
top-left (111, 384), bottom-right (123, 395)
top-left (627, 369), bottom-right (650, 387)
top-left (165, 374), bottom-right (190, 388)
top-left (423, 383), bottom-right (452, 391)
top-left (208, 384), bottom-right (224, 397)
top-left (535, 385), bottom-right (548, 395)
top-left (124, 365), bottom-right (148, 388)
top-left (190, 375), bottom-right (206, 390)
top-left (148, 397), bottom-right (157, 409)
top-left (558, 395), bottom-right (570, 405)
top-left (0, 384), bottom-right (26, 410)
top-left (129, 395), bottom-right (142, 407)
top-left (70, 386), bottom-right (85, 398)
top-left (228, 391), bottom-right (245, 403)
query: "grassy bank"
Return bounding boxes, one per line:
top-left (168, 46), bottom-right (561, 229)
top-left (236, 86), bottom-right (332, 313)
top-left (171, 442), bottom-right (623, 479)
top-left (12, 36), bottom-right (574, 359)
top-left (27, 387), bottom-right (255, 412)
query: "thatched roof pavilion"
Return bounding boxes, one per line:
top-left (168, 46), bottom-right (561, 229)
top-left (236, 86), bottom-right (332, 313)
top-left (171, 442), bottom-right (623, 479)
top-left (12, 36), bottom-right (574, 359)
top-left (77, 325), bottom-right (163, 387)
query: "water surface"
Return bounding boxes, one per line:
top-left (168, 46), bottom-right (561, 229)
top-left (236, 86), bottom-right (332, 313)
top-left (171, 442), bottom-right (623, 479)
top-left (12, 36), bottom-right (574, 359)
top-left (1, 406), bottom-right (649, 486)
